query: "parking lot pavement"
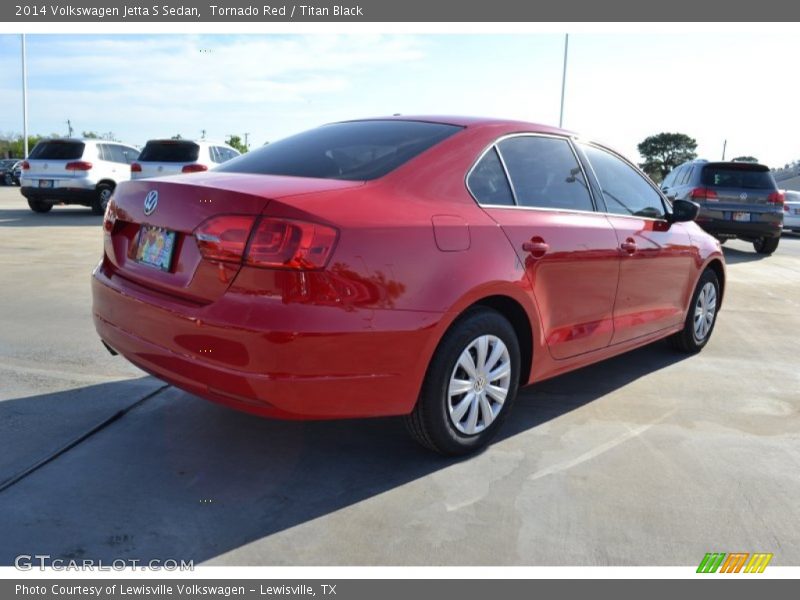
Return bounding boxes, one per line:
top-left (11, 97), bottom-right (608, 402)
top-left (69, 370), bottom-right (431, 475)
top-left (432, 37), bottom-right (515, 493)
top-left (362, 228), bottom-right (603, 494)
top-left (0, 185), bottom-right (798, 566)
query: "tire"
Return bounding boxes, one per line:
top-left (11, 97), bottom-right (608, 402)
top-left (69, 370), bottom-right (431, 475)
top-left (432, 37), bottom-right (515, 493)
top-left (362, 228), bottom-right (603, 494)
top-left (2, 174), bottom-right (10, 186)
top-left (27, 199), bottom-right (52, 213)
top-left (669, 268), bottom-right (720, 354)
top-left (753, 236), bottom-right (779, 255)
top-left (404, 307), bottom-right (521, 456)
top-left (92, 183), bottom-right (114, 215)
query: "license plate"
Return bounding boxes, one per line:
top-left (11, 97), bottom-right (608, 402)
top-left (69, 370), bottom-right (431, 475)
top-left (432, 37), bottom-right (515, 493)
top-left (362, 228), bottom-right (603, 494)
top-left (135, 225), bottom-right (176, 272)
top-left (732, 212), bottom-right (750, 222)
top-left (38, 180), bottom-right (53, 188)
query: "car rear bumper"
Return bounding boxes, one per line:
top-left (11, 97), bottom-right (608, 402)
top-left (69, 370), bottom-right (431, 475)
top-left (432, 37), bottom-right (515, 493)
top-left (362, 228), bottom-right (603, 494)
top-left (91, 264), bottom-right (442, 420)
top-left (695, 215), bottom-right (782, 239)
top-left (21, 184), bottom-right (98, 204)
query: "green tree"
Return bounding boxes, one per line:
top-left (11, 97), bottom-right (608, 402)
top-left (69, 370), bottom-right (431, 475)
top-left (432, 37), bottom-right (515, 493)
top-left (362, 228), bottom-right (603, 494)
top-left (637, 132), bottom-right (698, 183)
top-left (82, 131), bottom-right (99, 139)
top-left (732, 155), bottom-right (758, 163)
top-left (171, 134), bottom-right (183, 140)
top-left (226, 135), bottom-right (248, 154)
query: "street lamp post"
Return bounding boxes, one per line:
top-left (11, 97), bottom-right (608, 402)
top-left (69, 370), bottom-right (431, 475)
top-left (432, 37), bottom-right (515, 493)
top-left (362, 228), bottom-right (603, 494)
top-left (21, 34), bottom-right (29, 158)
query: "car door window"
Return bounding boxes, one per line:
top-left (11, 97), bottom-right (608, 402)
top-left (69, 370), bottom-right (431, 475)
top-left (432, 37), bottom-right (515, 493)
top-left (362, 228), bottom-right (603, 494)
top-left (496, 136), bottom-right (594, 211)
top-left (210, 147), bottom-right (222, 163)
top-left (467, 147), bottom-right (515, 206)
top-left (662, 168), bottom-right (677, 189)
top-left (680, 165), bottom-right (694, 186)
top-left (583, 144), bottom-right (666, 219)
top-left (97, 144), bottom-right (111, 162)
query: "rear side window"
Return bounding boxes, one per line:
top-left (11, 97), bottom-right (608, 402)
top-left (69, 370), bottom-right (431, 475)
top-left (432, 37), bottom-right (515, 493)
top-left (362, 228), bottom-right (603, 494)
top-left (217, 120), bottom-right (463, 181)
top-left (29, 141), bottom-right (85, 160)
top-left (496, 136), bottom-right (594, 211)
top-left (138, 141), bottom-right (200, 163)
top-left (467, 148), bottom-right (515, 206)
top-left (701, 164), bottom-right (776, 190)
top-left (583, 144), bottom-right (666, 219)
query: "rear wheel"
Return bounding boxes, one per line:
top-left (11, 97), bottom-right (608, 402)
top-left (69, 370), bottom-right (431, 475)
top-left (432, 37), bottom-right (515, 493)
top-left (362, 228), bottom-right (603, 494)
top-left (92, 183), bottom-right (114, 215)
top-left (404, 307), bottom-right (521, 455)
top-left (670, 268), bottom-right (720, 354)
top-left (753, 236), bottom-right (779, 255)
top-left (27, 199), bottom-right (52, 213)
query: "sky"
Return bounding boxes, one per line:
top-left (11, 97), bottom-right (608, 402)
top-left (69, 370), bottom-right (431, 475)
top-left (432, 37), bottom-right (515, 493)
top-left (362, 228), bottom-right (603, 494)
top-left (0, 32), bottom-right (798, 168)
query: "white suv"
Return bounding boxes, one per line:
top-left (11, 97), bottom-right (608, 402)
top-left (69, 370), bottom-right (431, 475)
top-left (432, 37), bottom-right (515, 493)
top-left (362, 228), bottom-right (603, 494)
top-left (130, 139), bottom-right (240, 180)
top-left (21, 138), bottom-right (139, 214)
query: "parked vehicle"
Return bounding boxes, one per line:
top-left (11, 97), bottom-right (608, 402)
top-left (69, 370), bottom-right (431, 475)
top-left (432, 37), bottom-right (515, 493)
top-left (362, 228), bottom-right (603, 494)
top-left (11, 162), bottom-right (22, 186)
top-left (92, 116), bottom-right (725, 455)
top-left (661, 160), bottom-right (784, 254)
top-left (20, 139), bottom-right (139, 214)
top-left (782, 190), bottom-right (800, 232)
top-left (130, 139), bottom-right (240, 180)
top-left (0, 159), bottom-right (21, 185)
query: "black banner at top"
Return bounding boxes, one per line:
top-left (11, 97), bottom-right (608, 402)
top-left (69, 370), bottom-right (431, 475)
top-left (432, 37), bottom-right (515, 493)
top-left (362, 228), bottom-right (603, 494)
top-left (4, 0), bottom-right (800, 22)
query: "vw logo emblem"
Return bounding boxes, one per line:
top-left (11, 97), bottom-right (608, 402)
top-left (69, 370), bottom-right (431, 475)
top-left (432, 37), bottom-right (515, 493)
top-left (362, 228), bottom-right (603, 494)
top-left (143, 190), bottom-right (159, 215)
top-left (739, 192), bottom-right (748, 201)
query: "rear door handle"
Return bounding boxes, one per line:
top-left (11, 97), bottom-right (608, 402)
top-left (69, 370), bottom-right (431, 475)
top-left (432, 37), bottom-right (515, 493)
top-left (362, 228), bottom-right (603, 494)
top-left (522, 239), bottom-right (549, 256)
top-left (620, 238), bottom-right (637, 254)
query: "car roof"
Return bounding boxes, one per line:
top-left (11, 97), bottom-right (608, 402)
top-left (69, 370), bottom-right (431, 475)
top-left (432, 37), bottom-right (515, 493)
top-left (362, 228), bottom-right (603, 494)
top-left (337, 115), bottom-right (576, 136)
top-left (37, 138), bottom-right (137, 146)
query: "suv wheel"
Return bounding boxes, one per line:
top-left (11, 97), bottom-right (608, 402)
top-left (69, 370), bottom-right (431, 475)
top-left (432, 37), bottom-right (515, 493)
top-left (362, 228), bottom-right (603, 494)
top-left (670, 268), bottom-right (720, 354)
top-left (404, 307), bottom-right (521, 455)
top-left (753, 236), bottom-right (779, 255)
top-left (27, 199), bottom-right (52, 213)
top-left (92, 183), bottom-right (114, 215)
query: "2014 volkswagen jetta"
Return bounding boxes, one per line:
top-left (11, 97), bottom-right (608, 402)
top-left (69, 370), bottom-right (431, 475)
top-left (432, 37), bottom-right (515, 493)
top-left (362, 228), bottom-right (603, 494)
top-left (92, 116), bottom-right (725, 454)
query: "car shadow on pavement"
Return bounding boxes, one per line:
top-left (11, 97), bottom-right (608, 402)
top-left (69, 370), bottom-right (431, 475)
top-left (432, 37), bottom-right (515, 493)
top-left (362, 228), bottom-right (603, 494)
top-left (0, 341), bottom-right (687, 566)
top-left (721, 246), bottom-right (769, 265)
top-left (0, 208), bottom-right (100, 227)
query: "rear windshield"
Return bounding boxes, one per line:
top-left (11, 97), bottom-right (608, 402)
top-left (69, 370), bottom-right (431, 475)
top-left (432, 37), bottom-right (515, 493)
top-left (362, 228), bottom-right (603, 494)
top-left (216, 120), bottom-right (463, 181)
top-left (29, 141), bottom-right (85, 160)
top-left (138, 141), bottom-right (200, 163)
top-left (701, 164), bottom-right (777, 190)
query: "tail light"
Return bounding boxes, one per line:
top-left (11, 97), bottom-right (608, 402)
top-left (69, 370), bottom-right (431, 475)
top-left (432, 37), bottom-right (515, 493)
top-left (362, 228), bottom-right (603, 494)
top-left (691, 187), bottom-right (718, 201)
top-left (65, 161), bottom-right (93, 171)
top-left (194, 216), bottom-right (338, 270)
top-left (21, 161), bottom-right (30, 170)
top-left (130, 162), bottom-right (142, 173)
top-left (247, 218), bottom-right (338, 270)
top-left (103, 199), bottom-right (117, 233)
top-left (767, 191), bottom-right (784, 205)
top-left (182, 164), bottom-right (208, 173)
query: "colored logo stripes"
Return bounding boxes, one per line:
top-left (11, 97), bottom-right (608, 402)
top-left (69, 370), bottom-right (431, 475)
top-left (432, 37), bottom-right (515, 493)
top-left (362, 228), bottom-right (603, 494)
top-left (697, 552), bottom-right (773, 573)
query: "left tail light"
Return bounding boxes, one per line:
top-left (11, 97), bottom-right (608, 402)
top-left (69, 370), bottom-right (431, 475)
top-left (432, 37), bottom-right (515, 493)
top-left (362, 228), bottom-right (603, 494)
top-left (194, 216), bottom-right (339, 270)
top-left (130, 162), bottom-right (142, 173)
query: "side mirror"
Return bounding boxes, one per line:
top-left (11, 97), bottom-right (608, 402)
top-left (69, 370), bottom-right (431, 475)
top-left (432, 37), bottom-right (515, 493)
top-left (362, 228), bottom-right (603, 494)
top-left (668, 198), bottom-right (699, 223)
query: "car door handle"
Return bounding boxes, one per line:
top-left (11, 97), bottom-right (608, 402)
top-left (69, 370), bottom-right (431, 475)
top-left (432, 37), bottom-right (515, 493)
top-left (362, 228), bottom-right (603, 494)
top-left (522, 239), bottom-right (549, 256)
top-left (620, 238), bottom-right (637, 254)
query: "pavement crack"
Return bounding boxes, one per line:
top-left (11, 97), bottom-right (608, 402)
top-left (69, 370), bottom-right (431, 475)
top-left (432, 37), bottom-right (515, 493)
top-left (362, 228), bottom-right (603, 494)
top-left (0, 384), bottom-right (169, 494)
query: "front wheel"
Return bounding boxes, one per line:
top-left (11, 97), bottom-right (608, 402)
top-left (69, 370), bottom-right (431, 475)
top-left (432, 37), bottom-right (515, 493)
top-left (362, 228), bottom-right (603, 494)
top-left (404, 307), bottom-right (521, 455)
top-left (753, 236), bottom-right (779, 255)
top-left (669, 268), bottom-right (720, 354)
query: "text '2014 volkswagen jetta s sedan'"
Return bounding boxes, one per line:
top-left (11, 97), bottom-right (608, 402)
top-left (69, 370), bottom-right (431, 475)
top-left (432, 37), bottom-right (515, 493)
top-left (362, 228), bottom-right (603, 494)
top-left (92, 116), bottom-right (725, 455)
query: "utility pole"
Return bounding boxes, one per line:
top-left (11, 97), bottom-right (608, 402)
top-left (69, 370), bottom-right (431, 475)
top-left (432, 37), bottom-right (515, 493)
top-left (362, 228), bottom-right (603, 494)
top-left (66, 119), bottom-right (73, 137)
top-left (21, 34), bottom-right (29, 158)
top-left (722, 139), bottom-right (727, 160)
top-left (244, 132), bottom-right (249, 150)
top-left (559, 33), bottom-right (569, 128)
top-left (201, 129), bottom-right (206, 140)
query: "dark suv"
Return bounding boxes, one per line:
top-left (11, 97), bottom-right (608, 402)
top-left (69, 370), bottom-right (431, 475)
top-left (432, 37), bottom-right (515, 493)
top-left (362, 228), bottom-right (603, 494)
top-left (661, 160), bottom-right (784, 254)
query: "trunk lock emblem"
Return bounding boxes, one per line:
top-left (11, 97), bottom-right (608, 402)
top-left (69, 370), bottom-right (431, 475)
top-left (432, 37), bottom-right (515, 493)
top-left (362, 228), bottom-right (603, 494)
top-left (144, 190), bottom-right (159, 215)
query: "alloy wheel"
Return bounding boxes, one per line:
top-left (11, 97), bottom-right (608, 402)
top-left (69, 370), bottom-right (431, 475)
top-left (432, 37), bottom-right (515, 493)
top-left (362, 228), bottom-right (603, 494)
top-left (693, 281), bottom-right (717, 342)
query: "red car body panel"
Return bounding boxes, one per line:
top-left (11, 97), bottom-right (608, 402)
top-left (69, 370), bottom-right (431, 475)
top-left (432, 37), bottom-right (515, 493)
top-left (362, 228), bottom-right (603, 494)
top-left (92, 116), bottom-right (725, 420)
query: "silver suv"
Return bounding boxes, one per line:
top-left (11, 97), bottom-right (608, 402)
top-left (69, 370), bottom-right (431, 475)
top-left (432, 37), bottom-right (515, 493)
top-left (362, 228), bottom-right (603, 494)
top-left (21, 138), bottom-right (139, 214)
top-left (130, 139), bottom-right (240, 180)
top-left (661, 159), bottom-right (784, 254)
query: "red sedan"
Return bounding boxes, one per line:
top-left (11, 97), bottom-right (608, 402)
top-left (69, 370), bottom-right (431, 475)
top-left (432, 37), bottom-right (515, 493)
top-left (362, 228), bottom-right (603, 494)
top-left (92, 116), bottom-right (725, 454)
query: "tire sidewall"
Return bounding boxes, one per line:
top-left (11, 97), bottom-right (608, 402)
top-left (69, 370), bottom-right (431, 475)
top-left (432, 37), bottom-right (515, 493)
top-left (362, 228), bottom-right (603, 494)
top-left (685, 269), bottom-right (720, 351)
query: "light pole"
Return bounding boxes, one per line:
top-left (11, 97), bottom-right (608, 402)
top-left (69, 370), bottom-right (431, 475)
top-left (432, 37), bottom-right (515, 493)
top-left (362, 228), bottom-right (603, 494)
top-left (559, 33), bottom-right (569, 129)
top-left (21, 34), bottom-right (29, 158)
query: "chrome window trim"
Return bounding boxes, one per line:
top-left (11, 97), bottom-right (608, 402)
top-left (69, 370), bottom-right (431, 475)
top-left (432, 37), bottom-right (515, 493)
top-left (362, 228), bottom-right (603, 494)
top-left (478, 202), bottom-right (668, 222)
top-left (465, 132), bottom-right (599, 212)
